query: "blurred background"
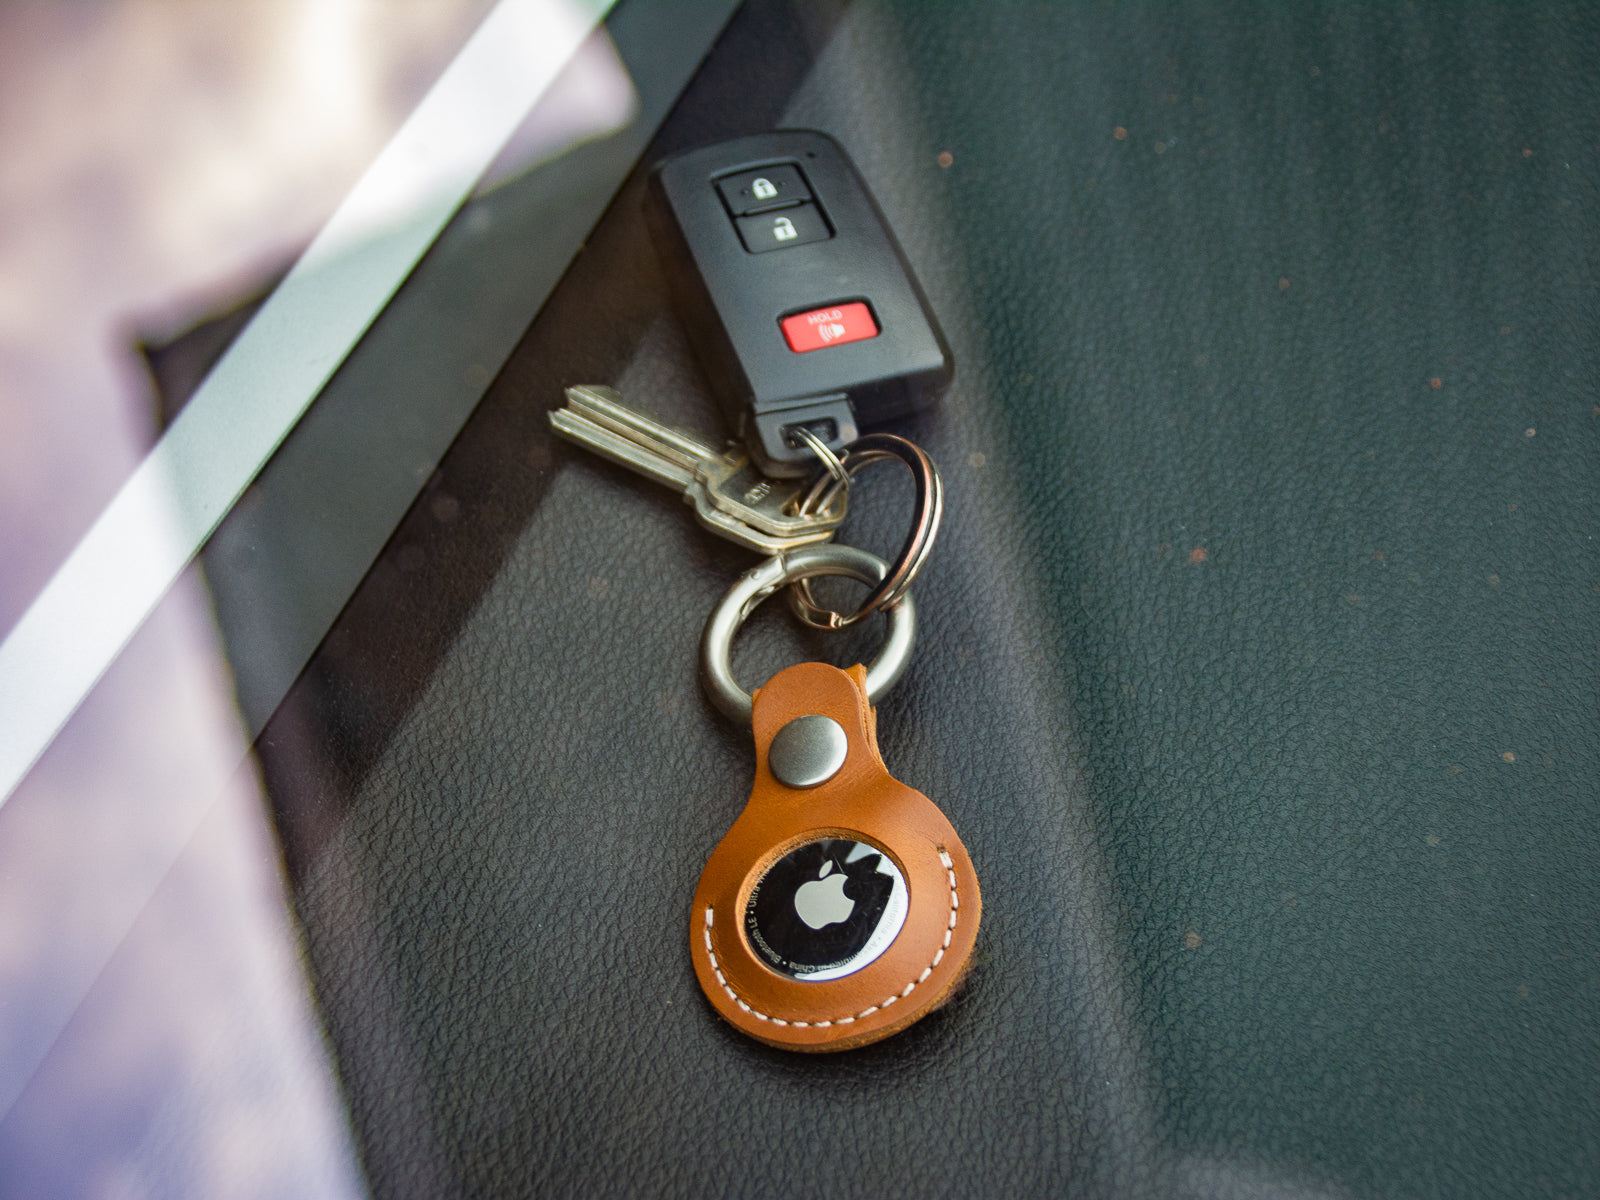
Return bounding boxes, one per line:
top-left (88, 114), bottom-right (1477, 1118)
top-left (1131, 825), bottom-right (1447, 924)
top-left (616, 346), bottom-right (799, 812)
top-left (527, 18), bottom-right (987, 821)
top-left (0, 3), bottom-right (623, 1195)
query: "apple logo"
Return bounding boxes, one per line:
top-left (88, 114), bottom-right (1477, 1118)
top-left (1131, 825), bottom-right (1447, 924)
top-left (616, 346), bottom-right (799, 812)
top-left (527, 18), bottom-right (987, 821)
top-left (744, 839), bottom-right (908, 981)
top-left (794, 860), bottom-right (855, 929)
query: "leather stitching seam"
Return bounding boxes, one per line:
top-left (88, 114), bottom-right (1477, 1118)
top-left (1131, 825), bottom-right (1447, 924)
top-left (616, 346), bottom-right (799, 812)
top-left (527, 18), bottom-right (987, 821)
top-left (702, 849), bottom-right (959, 1029)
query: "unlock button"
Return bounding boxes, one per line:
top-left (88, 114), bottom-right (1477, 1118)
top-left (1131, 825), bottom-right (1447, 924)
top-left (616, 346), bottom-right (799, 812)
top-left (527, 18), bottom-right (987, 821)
top-left (735, 202), bottom-right (831, 253)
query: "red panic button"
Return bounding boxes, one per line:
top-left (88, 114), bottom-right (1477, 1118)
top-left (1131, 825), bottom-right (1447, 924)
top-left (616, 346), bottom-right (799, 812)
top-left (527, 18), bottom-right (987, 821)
top-left (780, 302), bottom-right (878, 353)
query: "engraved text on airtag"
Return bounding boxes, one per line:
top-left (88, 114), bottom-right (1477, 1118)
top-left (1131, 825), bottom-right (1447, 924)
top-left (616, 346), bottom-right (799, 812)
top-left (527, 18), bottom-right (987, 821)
top-left (744, 838), bottom-right (908, 981)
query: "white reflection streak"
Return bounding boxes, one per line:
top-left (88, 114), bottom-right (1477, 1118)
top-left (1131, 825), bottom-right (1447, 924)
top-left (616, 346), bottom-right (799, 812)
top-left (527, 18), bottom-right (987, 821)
top-left (0, 0), bottom-right (617, 808)
top-left (0, 0), bottom-right (629, 1192)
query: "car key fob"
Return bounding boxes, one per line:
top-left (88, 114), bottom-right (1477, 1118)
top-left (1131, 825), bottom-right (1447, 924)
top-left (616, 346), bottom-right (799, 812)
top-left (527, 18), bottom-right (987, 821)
top-left (647, 130), bottom-right (952, 476)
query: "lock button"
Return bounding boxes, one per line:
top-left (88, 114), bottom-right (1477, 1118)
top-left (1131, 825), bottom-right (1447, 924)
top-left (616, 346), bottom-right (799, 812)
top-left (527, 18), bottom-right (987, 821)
top-left (735, 202), bottom-right (830, 253)
top-left (717, 165), bottom-right (810, 215)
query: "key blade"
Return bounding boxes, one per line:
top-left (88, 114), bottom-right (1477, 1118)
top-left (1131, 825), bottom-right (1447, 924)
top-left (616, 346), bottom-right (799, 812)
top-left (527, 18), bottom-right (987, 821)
top-left (561, 385), bottom-right (722, 473)
top-left (549, 405), bottom-right (694, 491)
top-left (690, 496), bottom-right (835, 555)
top-left (551, 384), bottom-right (844, 553)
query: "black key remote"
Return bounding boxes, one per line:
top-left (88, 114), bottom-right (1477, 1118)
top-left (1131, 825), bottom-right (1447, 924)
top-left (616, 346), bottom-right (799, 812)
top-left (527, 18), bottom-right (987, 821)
top-left (647, 130), bottom-right (952, 476)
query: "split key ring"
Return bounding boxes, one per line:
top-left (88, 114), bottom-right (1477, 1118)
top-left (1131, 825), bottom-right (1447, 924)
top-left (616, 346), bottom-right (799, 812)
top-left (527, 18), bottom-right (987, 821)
top-left (788, 432), bottom-right (944, 630)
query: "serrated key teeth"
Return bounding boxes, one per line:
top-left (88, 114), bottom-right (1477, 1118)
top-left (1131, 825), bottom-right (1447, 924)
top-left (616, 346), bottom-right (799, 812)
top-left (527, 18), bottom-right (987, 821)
top-left (692, 503), bottom-right (834, 556)
top-left (687, 474), bottom-right (846, 544)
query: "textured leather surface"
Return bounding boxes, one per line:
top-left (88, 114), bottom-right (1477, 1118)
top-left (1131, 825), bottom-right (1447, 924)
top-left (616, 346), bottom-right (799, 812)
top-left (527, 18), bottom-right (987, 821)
top-left (692, 662), bottom-right (980, 1050)
top-left (258, 2), bottom-right (1600, 1197)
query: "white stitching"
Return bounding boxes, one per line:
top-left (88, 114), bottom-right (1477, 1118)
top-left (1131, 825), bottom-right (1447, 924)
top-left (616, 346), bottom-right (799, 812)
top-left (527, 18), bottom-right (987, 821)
top-left (701, 848), bottom-right (960, 1029)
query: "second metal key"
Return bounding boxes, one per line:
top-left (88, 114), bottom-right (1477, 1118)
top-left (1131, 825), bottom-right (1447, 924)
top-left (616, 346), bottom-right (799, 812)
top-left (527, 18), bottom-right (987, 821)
top-left (549, 385), bottom-right (845, 555)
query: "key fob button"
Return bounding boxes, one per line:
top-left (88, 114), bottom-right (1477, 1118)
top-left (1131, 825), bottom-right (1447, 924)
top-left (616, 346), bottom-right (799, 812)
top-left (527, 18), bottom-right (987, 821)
top-left (735, 203), bottom-right (831, 253)
top-left (780, 302), bottom-right (878, 353)
top-left (717, 165), bottom-right (810, 215)
top-left (649, 130), bottom-right (952, 475)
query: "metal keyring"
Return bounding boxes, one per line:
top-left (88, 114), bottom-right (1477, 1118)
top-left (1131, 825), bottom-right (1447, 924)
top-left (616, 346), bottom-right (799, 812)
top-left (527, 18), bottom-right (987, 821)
top-left (789, 434), bottom-right (943, 630)
top-left (786, 425), bottom-right (848, 494)
top-left (700, 544), bottom-right (916, 724)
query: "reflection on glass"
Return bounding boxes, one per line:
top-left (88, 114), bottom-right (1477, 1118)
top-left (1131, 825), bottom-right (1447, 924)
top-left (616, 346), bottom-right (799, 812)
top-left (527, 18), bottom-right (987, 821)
top-left (0, 2), bottom-right (516, 1195)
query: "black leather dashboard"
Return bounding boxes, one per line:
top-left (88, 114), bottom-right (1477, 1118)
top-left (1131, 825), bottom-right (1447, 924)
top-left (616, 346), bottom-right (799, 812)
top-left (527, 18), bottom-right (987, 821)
top-left (259, 2), bottom-right (1600, 1196)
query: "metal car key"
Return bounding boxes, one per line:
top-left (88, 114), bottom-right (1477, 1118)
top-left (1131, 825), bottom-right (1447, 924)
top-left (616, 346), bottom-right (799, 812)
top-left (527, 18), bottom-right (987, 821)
top-left (647, 130), bottom-right (952, 477)
top-left (548, 385), bottom-right (844, 555)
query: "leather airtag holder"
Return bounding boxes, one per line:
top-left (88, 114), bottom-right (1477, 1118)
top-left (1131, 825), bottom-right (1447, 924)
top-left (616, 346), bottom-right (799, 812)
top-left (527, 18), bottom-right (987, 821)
top-left (691, 661), bottom-right (981, 1051)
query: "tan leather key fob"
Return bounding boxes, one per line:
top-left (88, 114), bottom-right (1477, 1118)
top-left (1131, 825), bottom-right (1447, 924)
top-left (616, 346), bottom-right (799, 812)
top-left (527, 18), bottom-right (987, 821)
top-left (691, 662), bottom-right (980, 1052)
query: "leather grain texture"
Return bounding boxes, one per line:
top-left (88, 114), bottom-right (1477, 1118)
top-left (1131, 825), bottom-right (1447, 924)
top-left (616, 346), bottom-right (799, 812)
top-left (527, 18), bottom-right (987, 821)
top-left (258, 1), bottom-right (1599, 1197)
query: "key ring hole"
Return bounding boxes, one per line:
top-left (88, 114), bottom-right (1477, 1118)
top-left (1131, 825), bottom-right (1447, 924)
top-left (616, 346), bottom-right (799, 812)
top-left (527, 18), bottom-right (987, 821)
top-left (700, 545), bottom-right (916, 724)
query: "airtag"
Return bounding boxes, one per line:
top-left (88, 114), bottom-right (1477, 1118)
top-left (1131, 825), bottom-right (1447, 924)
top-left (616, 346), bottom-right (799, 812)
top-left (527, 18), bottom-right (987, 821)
top-left (744, 838), bottom-right (908, 981)
top-left (691, 654), bottom-right (981, 1051)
